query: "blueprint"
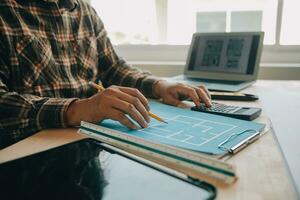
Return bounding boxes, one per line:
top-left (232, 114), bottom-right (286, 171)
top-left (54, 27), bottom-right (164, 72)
top-left (99, 101), bottom-right (265, 155)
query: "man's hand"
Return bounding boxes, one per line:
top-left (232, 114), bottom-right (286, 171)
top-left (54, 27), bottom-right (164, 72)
top-left (66, 86), bottom-right (150, 129)
top-left (154, 80), bottom-right (211, 107)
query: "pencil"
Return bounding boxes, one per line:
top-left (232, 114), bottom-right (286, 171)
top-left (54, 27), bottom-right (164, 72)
top-left (148, 112), bottom-right (168, 124)
top-left (88, 81), bottom-right (168, 124)
top-left (89, 81), bottom-right (105, 91)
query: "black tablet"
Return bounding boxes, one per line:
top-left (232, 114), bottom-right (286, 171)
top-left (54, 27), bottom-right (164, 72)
top-left (0, 139), bottom-right (216, 200)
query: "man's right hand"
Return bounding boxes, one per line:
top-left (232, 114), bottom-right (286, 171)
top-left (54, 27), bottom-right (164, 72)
top-left (65, 86), bottom-right (150, 129)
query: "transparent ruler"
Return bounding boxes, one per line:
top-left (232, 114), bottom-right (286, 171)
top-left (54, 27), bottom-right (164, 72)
top-left (79, 121), bottom-right (237, 184)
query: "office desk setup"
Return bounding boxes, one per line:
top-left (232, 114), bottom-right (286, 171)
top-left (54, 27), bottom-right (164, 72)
top-left (0, 80), bottom-right (299, 199)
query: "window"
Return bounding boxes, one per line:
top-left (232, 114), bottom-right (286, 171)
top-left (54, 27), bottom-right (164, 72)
top-left (168, 0), bottom-right (278, 45)
top-left (91, 0), bottom-right (300, 63)
top-left (280, 0), bottom-right (300, 45)
top-left (92, 0), bottom-right (159, 44)
top-left (92, 0), bottom-right (277, 45)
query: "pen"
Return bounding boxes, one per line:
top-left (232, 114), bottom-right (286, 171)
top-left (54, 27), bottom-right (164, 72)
top-left (89, 81), bottom-right (168, 124)
top-left (209, 91), bottom-right (259, 101)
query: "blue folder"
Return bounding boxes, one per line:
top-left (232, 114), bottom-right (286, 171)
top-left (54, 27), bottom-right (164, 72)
top-left (99, 101), bottom-right (265, 155)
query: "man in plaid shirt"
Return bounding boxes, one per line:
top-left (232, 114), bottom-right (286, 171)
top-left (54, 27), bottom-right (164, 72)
top-left (0, 0), bottom-right (211, 148)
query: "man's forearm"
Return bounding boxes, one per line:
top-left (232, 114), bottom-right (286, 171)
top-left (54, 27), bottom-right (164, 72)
top-left (0, 92), bottom-right (77, 145)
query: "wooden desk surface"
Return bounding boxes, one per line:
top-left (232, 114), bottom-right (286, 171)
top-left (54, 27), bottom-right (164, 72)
top-left (0, 80), bottom-right (298, 200)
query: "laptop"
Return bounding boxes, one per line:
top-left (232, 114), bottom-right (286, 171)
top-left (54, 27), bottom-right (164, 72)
top-left (172, 32), bottom-right (264, 92)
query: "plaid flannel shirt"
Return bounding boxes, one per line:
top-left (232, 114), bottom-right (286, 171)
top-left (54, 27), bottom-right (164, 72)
top-left (0, 0), bottom-right (160, 148)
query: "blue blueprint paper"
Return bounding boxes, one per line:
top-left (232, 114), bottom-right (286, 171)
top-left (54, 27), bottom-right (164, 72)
top-left (98, 101), bottom-right (265, 155)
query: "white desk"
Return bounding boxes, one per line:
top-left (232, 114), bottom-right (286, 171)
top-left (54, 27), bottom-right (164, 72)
top-left (251, 80), bottom-right (300, 197)
top-left (0, 80), bottom-right (299, 199)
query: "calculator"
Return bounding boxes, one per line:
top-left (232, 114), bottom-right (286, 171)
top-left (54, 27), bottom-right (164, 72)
top-left (191, 102), bottom-right (262, 121)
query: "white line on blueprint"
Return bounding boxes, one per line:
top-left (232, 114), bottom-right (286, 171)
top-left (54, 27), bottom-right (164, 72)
top-left (137, 114), bottom-right (237, 147)
top-left (149, 126), bottom-right (171, 133)
top-left (166, 130), bottom-right (184, 138)
top-left (198, 126), bottom-right (237, 146)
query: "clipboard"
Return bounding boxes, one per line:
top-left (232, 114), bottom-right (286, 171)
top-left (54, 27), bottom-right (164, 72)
top-left (216, 121), bottom-right (270, 160)
top-left (217, 129), bottom-right (261, 154)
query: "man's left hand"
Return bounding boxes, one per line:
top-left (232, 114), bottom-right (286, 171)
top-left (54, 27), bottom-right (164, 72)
top-left (153, 80), bottom-right (212, 107)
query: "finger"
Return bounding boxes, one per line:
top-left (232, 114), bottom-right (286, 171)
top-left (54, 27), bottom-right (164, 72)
top-left (117, 90), bottom-right (150, 123)
top-left (110, 109), bottom-right (138, 130)
top-left (198, 85), bottom-right (211, 100)
top-left (177, 85), bottom-right (201, 107)
top-left (112, 98), bottom-right (148, 128)
top-left (119, 87), bottom-right (149, 111)
top-left (164, 97), bottom-right (182, 107)
top-left (195, 87), bottom-right (212, 107)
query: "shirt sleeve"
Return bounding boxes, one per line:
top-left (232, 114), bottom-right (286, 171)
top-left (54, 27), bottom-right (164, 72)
top-left (0, 56), bottom-right (78, 148)
top-left (89, 7), bottom-right (162, 98)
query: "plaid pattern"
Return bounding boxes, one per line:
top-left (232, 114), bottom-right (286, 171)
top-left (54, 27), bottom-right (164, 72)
top-left (0, 0), bottom-right (159, 148)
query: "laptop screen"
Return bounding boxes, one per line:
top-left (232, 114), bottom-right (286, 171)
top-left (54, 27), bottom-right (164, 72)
top-left (188, 34), bottom-right (261, 75)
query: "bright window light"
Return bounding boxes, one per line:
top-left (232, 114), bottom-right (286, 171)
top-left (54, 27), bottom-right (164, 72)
top-left (280, 0), bottom-right (300, 45)
top-left (91, 0), bottom-right (277, 45)
top-left (92, 0), bottom-right (159, 44)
